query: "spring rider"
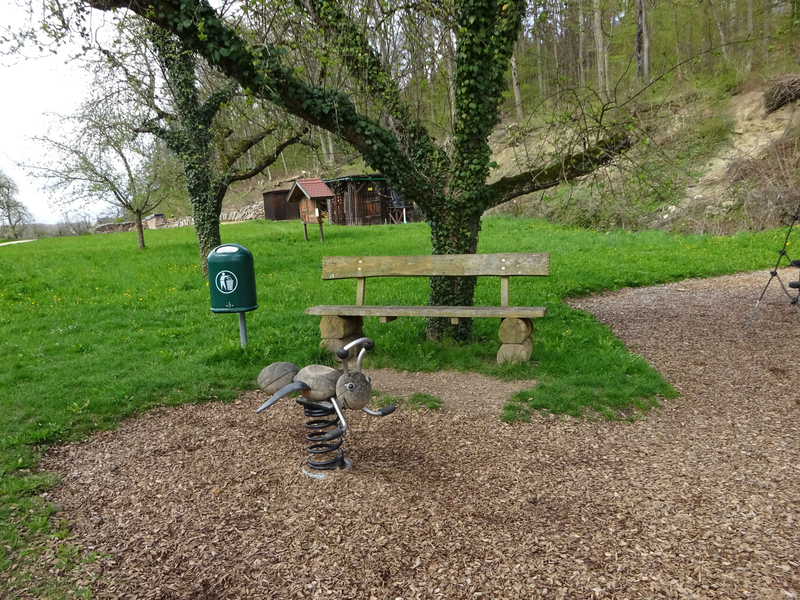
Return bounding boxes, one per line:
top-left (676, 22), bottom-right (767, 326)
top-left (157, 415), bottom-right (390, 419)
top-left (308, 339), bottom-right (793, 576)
top-left (255, 337), bottom-right (395, 475)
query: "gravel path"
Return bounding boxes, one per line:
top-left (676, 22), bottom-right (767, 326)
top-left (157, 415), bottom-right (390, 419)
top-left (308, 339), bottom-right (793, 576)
top-left (41, 270), bottom-right (800, 599)
top-left (0, 239), bottom-right (35, 247)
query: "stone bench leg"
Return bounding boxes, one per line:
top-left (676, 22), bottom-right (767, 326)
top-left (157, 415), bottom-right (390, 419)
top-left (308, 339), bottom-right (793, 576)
top-left (319, 316), bottom-right (364, 359)
top-left (497, 318), bottom-right (533, 364)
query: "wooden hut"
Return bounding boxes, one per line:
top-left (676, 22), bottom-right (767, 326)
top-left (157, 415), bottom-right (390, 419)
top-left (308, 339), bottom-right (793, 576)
top-left (287, 178), bottom-right (335, 223)
top-left (262, 189), bottom-right (300, 221)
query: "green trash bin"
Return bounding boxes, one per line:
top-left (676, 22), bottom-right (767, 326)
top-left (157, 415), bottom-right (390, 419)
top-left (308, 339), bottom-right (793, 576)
top-left (208, 244), bottom-right (258, 313)
top-left (207, 244), bottom-right (257, 346)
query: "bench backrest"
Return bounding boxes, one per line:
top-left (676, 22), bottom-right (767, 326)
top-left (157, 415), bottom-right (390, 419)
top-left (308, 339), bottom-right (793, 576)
top-left (321, 253), bottom-right (549, 307)
top-left (322, 253), bottom-right (549, 279)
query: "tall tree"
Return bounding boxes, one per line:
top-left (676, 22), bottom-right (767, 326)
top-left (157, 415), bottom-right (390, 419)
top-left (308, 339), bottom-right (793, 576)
top-left (30, 106), bottom-right (181, 249)
top-left (77, 0), bottom-right (628, 340)
top-left (103, 24), bottom-right (308, 272)
top-left (0, 170), bottom-right (31, 240)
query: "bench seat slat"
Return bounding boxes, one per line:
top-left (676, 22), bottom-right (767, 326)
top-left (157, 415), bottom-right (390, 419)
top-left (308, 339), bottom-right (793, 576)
top-left (306, 305), bottom-right (547, 319)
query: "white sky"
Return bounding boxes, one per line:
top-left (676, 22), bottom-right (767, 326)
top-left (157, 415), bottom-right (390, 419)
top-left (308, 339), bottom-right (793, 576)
top-left (0, 3), bottom-right (108, 224)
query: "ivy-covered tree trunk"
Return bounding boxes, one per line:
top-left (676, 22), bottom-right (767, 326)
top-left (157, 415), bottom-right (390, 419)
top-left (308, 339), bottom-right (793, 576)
top-left (143, 28), bottom-right (226, 276)
top-left (133, 210), bottom-right (146, 249)
top-left (421, 0), bottom-right (521, 341)
top-left (185, 157), bottom-right (221, 274)
top-left (426, 204), bottom-right (483, 340)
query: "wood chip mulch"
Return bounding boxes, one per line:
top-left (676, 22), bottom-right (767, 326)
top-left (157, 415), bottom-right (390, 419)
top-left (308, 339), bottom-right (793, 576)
top-left (40, 270), bottom-right (800, 599)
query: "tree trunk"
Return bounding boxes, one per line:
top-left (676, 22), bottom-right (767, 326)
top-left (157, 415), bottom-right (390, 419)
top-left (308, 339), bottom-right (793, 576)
top-left (578, 0), bottom-right (586, 87)
top-left (536, 28), bottom-right (546, 97)
top-left (709, 0), bottom-right (729, 61)
top-left (319, 128), bottom-right (329, 165)
top-left (671, 3), bottom-right (683, 81)
top-left (744, 0), bottom-right (753, 73)
top-left (426, 205), bottom-right (482, 341)
top-left (636, 0), bottom-right (649, 82)
top-left (6, 213), bottom-right (15, 239)
top-left (593, 0), bottom-right (608, 102)
top-left (636, 0), bottom-right (644, 81)
top-left (642, 0), bottom-right (650, 81)
top-left (444, 30), bottom-right (457, 132)
top-left (189, 166), bottom-right (222, 276)
top-left (604, 14), bottom-right (611, 91)
top-left (762, 0), bottom-right (770, 65)
top-left (429, 68), bottom-right (437, 123)
top-left (134, 211), bottom-right (146, 249)
top-left (511, 46), bottom-right (524, 120)
top-left (552, 9), bottom-right (560, 89)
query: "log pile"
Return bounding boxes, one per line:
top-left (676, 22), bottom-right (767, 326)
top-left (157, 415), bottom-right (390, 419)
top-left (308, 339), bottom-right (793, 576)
top-left (98, 202), bottom-right (269, 235)
top-left (764, 74), bottom-right (800, 115)
top-left (161, 216), bottom-right (195, 229)
top-left (219, 202), bottom-right (265, 222)
top-left (96, 222), bottom-right (136, 234)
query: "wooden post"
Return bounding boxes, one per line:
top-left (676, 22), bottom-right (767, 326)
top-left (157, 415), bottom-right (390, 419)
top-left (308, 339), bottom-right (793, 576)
top-left (320, 316), bottom-right (363, 338)
top-left (356, 278), bottom-right (366, 305)
top-left (500, 276), bottom-right (509, 307)
top-left (498, 317), bottom-right (533, 364)
top-left (497, 338), bottom-right (533, 364)
top-left (499, 318), bottom-right (532, 344)
top-left (303, 221), bottom-right (309, 241)
top-left (319, 316), bottom-right (364, 358)
top-left (318, 219), bottom-right (324, 243)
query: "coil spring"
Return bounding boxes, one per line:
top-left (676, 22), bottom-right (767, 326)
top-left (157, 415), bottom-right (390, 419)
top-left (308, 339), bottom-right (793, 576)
top-left (299, 400), bottom-right (346, 470)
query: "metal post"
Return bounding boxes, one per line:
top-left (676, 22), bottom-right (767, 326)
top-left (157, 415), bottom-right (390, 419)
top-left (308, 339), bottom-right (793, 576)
top-left (318, 219), bottom-right (324, 243)
top-left (303, 221), bottom-right (309, 241)
top-left (238, 312), bottom-right (248, 347)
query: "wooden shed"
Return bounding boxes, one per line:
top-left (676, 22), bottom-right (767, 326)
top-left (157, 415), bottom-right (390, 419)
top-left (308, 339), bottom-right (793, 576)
top-left (262, 189), bottom-right (300, 221)
top-left (325, 175), bottom-right (417, 226)
top-left (287, 178), bottom-right (335, 223)
top-left (324, 175), bottom-right (389, 226)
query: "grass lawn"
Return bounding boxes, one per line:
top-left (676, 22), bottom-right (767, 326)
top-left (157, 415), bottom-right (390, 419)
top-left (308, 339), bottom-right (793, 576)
top-left (0, 216), bottom-right (787, 595)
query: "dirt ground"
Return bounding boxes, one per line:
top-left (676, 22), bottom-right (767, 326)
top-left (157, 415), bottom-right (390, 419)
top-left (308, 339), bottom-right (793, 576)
top-left (41, 269), bottom-right (800, 599)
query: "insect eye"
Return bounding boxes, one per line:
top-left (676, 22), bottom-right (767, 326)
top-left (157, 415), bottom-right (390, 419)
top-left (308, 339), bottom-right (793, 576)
top-left (346, 382), bottom-right (355, 390)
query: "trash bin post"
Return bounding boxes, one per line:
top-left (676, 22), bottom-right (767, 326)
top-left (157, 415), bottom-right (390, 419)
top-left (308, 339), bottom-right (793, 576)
top-left (238, 312), bottom-right (248, 348)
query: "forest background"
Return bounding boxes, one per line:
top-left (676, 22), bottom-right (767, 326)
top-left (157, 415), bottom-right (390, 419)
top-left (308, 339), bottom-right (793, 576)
top-left (3, 0), bottom-right (800, 245)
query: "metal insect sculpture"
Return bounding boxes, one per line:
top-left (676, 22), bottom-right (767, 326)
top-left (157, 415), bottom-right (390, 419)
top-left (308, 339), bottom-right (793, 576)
top-left (255, 337), bottom-right (395, 474)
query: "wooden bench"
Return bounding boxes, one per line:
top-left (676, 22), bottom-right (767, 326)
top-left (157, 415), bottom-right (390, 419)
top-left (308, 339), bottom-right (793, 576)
top-left (305, 253), bottom-right (549, 363)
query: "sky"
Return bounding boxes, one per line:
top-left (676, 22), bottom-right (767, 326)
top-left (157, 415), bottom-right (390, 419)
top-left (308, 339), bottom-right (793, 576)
top-left (0, 3), bottom-right (107, 224)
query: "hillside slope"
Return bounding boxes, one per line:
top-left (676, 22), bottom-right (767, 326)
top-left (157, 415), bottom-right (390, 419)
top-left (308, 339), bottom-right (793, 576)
top-left (487, 85), bottom-right (799, 233)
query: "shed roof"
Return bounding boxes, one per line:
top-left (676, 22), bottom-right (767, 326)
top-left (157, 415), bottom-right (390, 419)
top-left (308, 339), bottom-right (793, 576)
top-left (325, 173), bottom-right (386, 184)
top-left (287, 178), bottom-right (334, 202)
